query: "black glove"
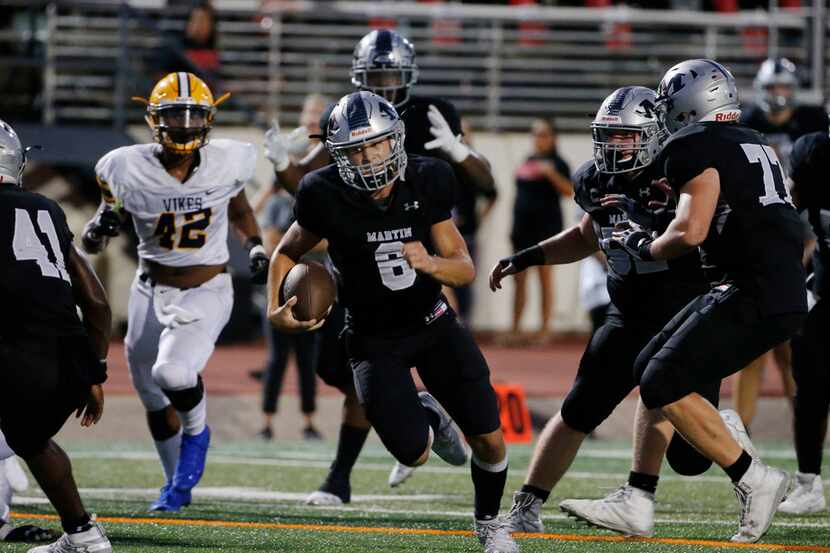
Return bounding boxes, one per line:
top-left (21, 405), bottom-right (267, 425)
top-left (246, 237), bottom-right (269, 285)
top-left (608, 226), bottom-right (655, 261)
top-left (92, 209), bottom-right (122, 238)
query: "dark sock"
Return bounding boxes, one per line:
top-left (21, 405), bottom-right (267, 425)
top-left (794, 404), bottom-right (828, 475)
top-left (627, 471), bottom-right (659, 495)
top-left (328, 424), bottom-right (370, 481)
top-left (425, 408), bottom-right (442, 435)
top-left (520, 484), bottom-right (550, 504)
top-left (62, 514), bottom-right (91, 534)
top-left (472, 460), bottom-right (508, 520)
top-left (724, 450), bottom-right (753, 483)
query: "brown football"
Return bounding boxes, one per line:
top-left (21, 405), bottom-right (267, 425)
top-left (280, 261), bottom-right (336, 322)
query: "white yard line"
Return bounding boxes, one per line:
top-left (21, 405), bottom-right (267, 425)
top-left (13, 487), bottom-right (830, 530)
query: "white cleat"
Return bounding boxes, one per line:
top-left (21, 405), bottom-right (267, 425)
top-left (388, 461), bottom-right (416, 488)
top-left (720, 409), bottom-right (759, 459)
top-left (731, 460), bottom-right (790, 543)
top-left (778, 472), bottom-right (826, 514)
top-left (304, 490), bottom-right (344, 507)
top-left (474, 517), bottom-right (519, 553)
top-left (559, 485), bottom-right (654, 537)
top-left (505, 491), bottom-right (545, 533)
top-left (419, 392), bottom-right (469, 466)
top-left (27, 521), bottom-right (111, 553)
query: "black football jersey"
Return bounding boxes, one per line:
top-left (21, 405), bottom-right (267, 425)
top-left (0, 186), bottom-right (87, 338)
top-left (659, 122), bottom-right (807, 315)
top-left (295, 155), bottom-right (455, 336)
top-left (740, 104), bottom-right (829, 169)
top-left (573, 161), bottom-right (706, 321)
top-left (790, 131), bottom-right (830, 297)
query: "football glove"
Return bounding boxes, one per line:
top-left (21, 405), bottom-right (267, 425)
top-left (424, 105), bottom-right (470, 163)
top-left (246, 237), bottom-right (269, 285)
top-left (605, 225), bottom-right (655, 261)
top-left (264, 119), bottom-right (309, 172)
top-left (91, 208), bottom-right (122, 238)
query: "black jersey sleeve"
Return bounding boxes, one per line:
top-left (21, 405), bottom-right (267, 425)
top-left (294, 173), bottom-right (328, 238)
top-left (661, 126), bottom-right (715, 193)
top-left (572, 160), bottom-right (600, 214)
top-left (421, 158), bottom-right (457, 225)
top-left (46, 198), bottom-right (74, 259)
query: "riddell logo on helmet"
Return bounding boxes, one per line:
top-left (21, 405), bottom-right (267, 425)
top-left (350, 128), bottom-right (372, 138)
top-left (715, 111), bottom-right (739, 122)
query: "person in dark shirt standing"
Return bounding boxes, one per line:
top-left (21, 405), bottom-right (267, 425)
top-left (0, 120), bottom-right (113, 553)
top-left (510, 119), bottom-right (572, 339)
top-left (268, 92), bottom-right (517, 553)
top-left (776, 130), bottom-right (830, 515)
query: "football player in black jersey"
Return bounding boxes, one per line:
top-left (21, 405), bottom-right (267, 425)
top-left (265, 28), bottom-right (498, 505)
top-left (603, 59), bottom-right (806, 543)
top-left (733, 57), bottom-right (827, 432)
top-left (268, 92), bottom-right (517, 553)
top-left (494, 87), bottom-right (731, 537)
top-left (776, 130), bottom-right (830, 514)
top-left (0, 120), bottom-right (113, 552)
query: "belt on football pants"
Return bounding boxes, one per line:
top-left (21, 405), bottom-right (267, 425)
top-left (139, 267), bottom-right (227, 290)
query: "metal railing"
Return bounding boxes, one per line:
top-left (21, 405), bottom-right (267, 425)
top-left (1, 1), bottom-right (826, 131)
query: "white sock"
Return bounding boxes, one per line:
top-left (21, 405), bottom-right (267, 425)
top-left (179, 396), bottom-right (207, 436)
top-left (154, 430), bottom-right (182, 481)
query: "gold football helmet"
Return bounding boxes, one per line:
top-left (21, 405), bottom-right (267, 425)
top-left (134, 72), bottom-right (230, 153)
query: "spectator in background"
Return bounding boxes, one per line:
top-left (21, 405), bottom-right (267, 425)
top-left (734, 57), bottom-right (828, 431)
top-left (510, 118), bottom-right (572, 341)
top-left (156, 1), bottom-right (221, 90)
top-left (258, 182), bottom-right (324, 441)
top-left (449, 117), bottom-right (497, 322)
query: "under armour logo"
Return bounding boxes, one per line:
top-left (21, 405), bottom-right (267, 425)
top-left (403, 201), bottom-right (420, 211)
top-left (639, 187), bottom-right (650, 198)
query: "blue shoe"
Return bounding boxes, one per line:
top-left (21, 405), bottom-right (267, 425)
top-left (149, 481), bottom-right (192, 512)
top-left (173, 426), bottom-right (211, 491)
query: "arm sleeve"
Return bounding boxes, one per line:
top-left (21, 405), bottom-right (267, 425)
top-left (294, 176), bottom-right (327, 238)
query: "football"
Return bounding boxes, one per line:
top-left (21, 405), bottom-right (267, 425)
top-left (280, 261), bottom-right (336, 322)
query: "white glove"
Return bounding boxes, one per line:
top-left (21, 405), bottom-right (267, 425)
top-left (264, 118), bottom-right (310, 171)
top-left (424, 104), bottom-right (470, 163)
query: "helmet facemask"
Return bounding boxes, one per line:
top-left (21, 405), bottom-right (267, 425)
top-left (329, 119), bottom-right (407, 191)
top-left (351, 66), bottom-right (418, 107)
top-left (592, 121), bottom-right (664, 175)
top-left (762, 83), bottom-right (796, 114)
top-left (147, 103), bottom-right (215, 154)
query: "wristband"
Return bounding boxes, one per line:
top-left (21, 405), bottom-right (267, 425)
top-left (508, 244), bottom-right (545, 272)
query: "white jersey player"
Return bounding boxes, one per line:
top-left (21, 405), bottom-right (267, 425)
top-left (82, 72), bottom-right (269, 512)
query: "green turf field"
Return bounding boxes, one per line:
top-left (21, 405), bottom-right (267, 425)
top-left (4, 440), bottom-right (828, 552)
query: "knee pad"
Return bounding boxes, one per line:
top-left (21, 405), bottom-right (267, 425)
top-left (163, 376), bottom-right (204, 412)
top-left (665, 433), bottom-right (713, 476)
top-left (152, 360), bottom-right (198, 393)
top-left (392, 430), bottom-right (430, 467)
top-left (638, 362), bottom-right (679, 410)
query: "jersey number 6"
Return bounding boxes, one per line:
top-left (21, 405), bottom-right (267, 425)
top-left (375, 241), bottom-right (417, 291)
top-left (154, 208), bottom-right (213, 250)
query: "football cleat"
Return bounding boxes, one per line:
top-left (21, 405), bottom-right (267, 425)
top-left (474, 518), bottom-right (519, 553)
top-left (388, 461), bottom-right (416, 488)
top-left (305, 490), bottom-right (345, 507)
top-left (1, 522), bottom-right (59, 543)
top-left (720, 409), bottom-right (759, 459)
top-left (26, 520), bottom-right (111, 553)
top-left (731, 460), bottom-right (790, 543)
top-left (560, 485), bottom-right (654, 537)
top-left (149, 481), bottom-right (191, 513)
top-left (778, 472), bottom-right (826, 514)
top-left (419, 391), bottom-right (469, 466)
top-left (505, 491), bottom-right (545, 533)
top-left (173, 426), bottom-right (210, 492)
